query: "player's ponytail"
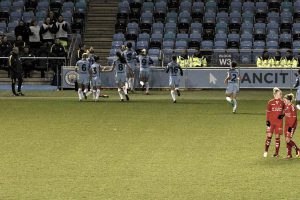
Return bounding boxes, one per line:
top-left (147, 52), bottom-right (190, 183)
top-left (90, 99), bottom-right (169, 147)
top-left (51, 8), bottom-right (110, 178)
top-left (284, 93), bottom-right (294, 101)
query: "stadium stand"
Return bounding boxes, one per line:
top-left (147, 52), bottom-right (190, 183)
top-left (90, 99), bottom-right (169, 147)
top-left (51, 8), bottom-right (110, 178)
top-left (0, 0), bottom-right (87, 85)
top-left (110, 0), bottom-right (300, 66)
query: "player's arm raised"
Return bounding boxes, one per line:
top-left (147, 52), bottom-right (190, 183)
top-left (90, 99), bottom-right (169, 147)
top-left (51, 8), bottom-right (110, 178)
top-left (224, 72), bottom-right (230, 85)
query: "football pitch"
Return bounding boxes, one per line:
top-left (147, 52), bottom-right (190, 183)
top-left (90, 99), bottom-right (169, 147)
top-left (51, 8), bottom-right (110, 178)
top-left (0, 89), bottom-right (299, 200)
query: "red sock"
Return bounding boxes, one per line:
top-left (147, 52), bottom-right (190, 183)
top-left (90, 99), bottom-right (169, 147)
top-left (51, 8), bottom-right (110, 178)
top-left (265, 136), bottom-right (272, 152)
top-left (289, 140), bottom-right (298, 150)
top-left (275, 138), bottom-right (280, 155)
top-left (287, 142), bottom-right (292, 156)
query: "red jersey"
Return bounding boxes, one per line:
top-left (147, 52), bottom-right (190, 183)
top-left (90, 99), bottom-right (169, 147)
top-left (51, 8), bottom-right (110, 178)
top-left (266, 98), bottom-right (285, 124)
top-left (284, 104), bottom-right (297, 128)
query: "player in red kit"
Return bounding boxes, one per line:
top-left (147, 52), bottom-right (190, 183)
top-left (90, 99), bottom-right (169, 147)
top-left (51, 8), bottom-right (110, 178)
top-left (263, 87), bottom-right (285, 158)
top-left (283, 93), bottom-right (300, 158)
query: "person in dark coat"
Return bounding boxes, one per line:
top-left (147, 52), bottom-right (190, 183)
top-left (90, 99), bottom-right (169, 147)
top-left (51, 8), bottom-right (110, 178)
top-left (21, 47), bottom-right (35, 78)
top-left (9, 47), bottom-right (24, 96)
top-left (14, 21), bottom-right (30, 43)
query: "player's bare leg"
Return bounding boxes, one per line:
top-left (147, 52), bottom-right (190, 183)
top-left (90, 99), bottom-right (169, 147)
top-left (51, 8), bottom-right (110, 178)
top-left (78, 85), bottom-right (84, 101)
top-left (123, 84), bottom-right (129, 101)
top-left (118, 87), bottom-right (124, 101)
top-left (232, 93), bottom-right (237, 113)
top-left (264, 130), bottom-right (272, 157)
top-left (170, 86), bottom-right (176, 103)
top-left (83, 84), bottom-right (89, 100)
top-left (175, 87), bottom-right (180, 96)
top-left (296, 101), bottom-right (300, 110)
top-left (225, 93), bottom-right (234, 106)
top-left (145, 82), bottom-right (150, 95)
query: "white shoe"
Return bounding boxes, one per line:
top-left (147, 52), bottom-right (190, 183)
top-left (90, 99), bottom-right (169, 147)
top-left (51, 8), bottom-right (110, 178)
top-left (263, 152), bottom-right (268, 158)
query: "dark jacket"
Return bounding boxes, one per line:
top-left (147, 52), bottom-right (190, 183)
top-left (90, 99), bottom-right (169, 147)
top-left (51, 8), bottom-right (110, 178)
top-left (9, 52), bottom-right (23, 74)
top-left (14, 25), bottom-right (30, 43)
top-left (0, 41), bottom-right (12, 56)
top-left (50, 44), bottom-right (66, 57)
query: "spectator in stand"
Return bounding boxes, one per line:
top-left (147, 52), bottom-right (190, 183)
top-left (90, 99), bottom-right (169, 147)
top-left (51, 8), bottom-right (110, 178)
top-left (36, 44), bottom-right (48, 78)
top-left (0, 36), bottom-right (13, 73)
top-left (40, 17), bottom-right (55, 47)
top-left (21, 47), bottom-right (35, 78)
top-left (257, 50), bottom-right (270, 67)
top-left (29, 20), bottom-right (41, 54)
top-left (55, 15), bottom-right (69, 46)
top-left (48, 11), bottom-right (58, 25)
top-left (77, 43), bottom-right (86, 61)
top-left (15, 21), bottom-right (30, 43)
top-left (14, 36), bottom-right (26, 54)
top-left (25, 0), bottom-right (37, 12)
top-left (50, 38), bottom-right (67, 87)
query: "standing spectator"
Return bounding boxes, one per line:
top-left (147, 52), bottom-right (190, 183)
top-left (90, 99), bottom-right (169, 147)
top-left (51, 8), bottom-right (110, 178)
top-left (48, 11), bottom-right (58, 25)
top-left (25, 0), bottom-right (37, 12)
top-left (9, 47), bottom-right (24, 96)
top-left (15, 21), bottom-right (30, 43)
top-left (40, 17), bottom-right (55, 47)
top-left (21, 47), bottom-right (35, 78)
top-left (55, 15), bottom-right (69, 44)
top-left (0, 36), bottom-right (13, 73)
top-left (50, 38), bottom-right (67, 87)
top-left (77, 43), bottom-right (86, 61)
top-left (14, 36), bottom-right (26, 54)
top-left (29, 20), bottom-right (41, 54)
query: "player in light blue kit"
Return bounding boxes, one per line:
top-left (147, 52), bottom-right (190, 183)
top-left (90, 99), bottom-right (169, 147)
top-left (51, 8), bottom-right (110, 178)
top-left (75, 53), bottom-right (91, 101)
top-left (166, 55), bottom-right (183, 103)
top-left (293, 69), bottom-right (300, 110)
top-left (123, 42), bottom-right (137, 92)
top-left (108, 51), bottom-right (133, 101)
top-left (90, 56), bottom-right (110, 102)
top-left (137, 49), bottom-right (154, 95)
top-left (224, 61), bottom-right (240, 113)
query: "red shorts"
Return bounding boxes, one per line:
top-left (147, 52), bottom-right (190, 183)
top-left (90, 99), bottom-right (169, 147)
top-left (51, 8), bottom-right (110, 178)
top-left (266, 124), bottom-right (283, 135)
top-left (284, 126), bottom-right (296, 138)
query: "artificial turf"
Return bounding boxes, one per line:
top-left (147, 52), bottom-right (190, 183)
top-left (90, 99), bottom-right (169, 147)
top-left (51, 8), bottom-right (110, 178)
top-left (0, 89), bottom-right (299, 200)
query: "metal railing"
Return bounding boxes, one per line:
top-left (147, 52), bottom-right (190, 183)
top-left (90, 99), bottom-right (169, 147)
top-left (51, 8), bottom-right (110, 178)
top-left (0, 57), bottom-right (67, 90)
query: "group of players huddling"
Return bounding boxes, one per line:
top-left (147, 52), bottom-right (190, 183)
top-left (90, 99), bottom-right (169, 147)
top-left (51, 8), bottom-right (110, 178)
top-left (75, 42), bottom-right (183, 103)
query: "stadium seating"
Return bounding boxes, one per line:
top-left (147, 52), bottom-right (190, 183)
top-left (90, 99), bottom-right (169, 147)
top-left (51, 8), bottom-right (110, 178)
top-left (111, 0), bottom-right (300, 66)
top-left (0, 0), bottom-right (87, 37)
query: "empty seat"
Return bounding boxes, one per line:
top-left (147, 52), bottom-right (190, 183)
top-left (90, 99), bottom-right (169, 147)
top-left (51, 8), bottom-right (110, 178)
top-left (152, 22), bottom-right (164, 34)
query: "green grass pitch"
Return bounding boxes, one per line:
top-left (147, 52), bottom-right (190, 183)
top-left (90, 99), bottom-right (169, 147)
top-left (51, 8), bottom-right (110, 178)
top-left (0, 89), bottom-right (300, 200)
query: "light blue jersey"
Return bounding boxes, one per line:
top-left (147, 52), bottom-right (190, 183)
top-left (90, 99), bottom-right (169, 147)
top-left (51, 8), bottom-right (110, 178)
top-left (294, 75), bottom-right (300, 100)
top-left (76, 59), bottom-right (91, 85)
top-left (76, 59), bottom-right (90, 74)
top-left (124, 49), bottom-right (137, 65)
top-left (113, 59), bottom-right (127, 86)
top-left (138, 55), bottom-right (153, 71)
top-left (167, 61), bottom-right (181, 77)
top-left (228, 69), bottom-right (239, 83)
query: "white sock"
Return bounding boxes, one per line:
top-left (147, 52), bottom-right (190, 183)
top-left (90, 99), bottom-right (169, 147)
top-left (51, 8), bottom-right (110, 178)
top-left (226, 97), bottom-right (232, 103)
top-left (78, 88), bottom-right (83, 100)
top-left (128, 78), bottom-right (132, 89)
top-left (96, 89), bottom-right (101, 100)
top-left (145, 82), bottom-right (149, 93)
top-left (92, 90), bottom-right (96, 100)
top-left (123, 86), bottom-right (128, 95)
top-left (140, 81), bottom-right (144, 86)
top-left (130, 78), bottom-right (135, 90)
top-left (297, 105), bottom-right (300, 110)
top-left (86, 89), bottom-right (92, 97)
top-left (233, 99), bottom-right (237, 109)
top-left (171, 90), bottom-right (176, 101)
top-left (118, 88), bottom-right (124, 100)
